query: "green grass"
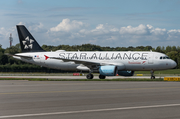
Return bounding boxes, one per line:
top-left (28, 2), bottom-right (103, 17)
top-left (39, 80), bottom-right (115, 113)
top-left (0, 78), bottom-right (48, 81)
top-left (135, 69), bottom-right (180, 74)
top-left (0, 78), bottom-right (164, 81)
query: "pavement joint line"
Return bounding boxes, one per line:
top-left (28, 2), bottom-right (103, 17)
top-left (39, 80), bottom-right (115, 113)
top-left (0, 103), bottom-right (180, 118)
top-left (0, 86), bottom-right (180, 95)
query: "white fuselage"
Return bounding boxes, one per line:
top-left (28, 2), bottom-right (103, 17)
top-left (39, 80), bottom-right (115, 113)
top-left (13, 51), bottom-right (177, 72)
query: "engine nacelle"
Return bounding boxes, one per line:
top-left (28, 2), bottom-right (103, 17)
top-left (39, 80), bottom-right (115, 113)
top-left (117, 71), bottom-right (134, 76)
top-left (99, 66), bottom-right (117, 76)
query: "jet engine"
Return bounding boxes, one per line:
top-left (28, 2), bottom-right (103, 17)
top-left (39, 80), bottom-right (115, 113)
top-left (117, 70), bottom-right (134, 76)
top-left (99, 66), bottom-right (117, 76)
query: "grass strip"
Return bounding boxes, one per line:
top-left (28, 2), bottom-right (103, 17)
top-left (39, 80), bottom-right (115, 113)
top-left (0, 78), bottom-right (165, 81)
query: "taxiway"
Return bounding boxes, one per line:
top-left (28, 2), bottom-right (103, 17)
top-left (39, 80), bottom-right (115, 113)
top-left (0, 81), bottom-right (180, 119)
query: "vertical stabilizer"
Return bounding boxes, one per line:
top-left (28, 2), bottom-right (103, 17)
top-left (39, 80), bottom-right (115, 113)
top-left (16, 25), bottom-right (45, 52)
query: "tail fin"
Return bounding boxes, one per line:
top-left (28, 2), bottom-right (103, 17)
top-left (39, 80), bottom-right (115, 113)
top-left (16, 25), bottom-right (45, 52)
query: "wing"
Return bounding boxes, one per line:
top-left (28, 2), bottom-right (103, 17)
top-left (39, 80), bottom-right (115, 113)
top-left (50, 57), bottom-right (125, 69)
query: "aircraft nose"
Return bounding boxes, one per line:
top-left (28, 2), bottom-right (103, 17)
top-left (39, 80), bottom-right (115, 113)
top-left (171, 60), bottom-right (177, 68)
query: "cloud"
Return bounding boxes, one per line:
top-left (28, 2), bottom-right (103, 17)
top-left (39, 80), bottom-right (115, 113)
top-left (0, 27), bottom-right (15, 38)
top-left (0, 26), bottom-right (17, 48)
top-left (17, 22), bottom-right (45, 33)
top-left (28, 23), bottom-right (44, 32)
top-left (167, 29), bottom-right (180, 40)
top-left (168, 29), bottom-right (180, 35)
top-left (50, 19), bottom-right (85, 32)
top-left (17, 0), bottom-right (23, 4)
top-left (0, 27), bottom-right (6, 35)
top-left (120, 24), bottom-right (149, 35)
top-left (48, 19), bottom-right (180, 47)
top-left (1, 19), bottom-right (180, 48)
top-left (91, 23), bottom-right (119, 35)
top-left (17, 22), bottom-right (24, 25)
top-left (0, 22), bottom-right (47, 48)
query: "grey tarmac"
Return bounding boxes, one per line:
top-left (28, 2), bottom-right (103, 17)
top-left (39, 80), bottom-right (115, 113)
top-left (0, 81), bottom-right (180, 119)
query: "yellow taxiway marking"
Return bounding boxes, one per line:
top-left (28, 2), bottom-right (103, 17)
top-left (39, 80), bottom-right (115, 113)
top-left (0, 86), bottom-right (180, 95)
top-left (164, 77), bottom-right (180, 81)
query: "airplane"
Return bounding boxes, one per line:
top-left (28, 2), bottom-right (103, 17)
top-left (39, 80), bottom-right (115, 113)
top-left (8, 25), bottom-right (177, 79)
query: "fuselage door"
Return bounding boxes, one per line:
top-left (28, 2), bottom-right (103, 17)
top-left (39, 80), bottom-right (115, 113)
top-left (148, 53), bottom-right (154, 64)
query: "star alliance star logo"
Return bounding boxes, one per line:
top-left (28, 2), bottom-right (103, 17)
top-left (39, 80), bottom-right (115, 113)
top-left (22, 36), bottom-right (34, 49)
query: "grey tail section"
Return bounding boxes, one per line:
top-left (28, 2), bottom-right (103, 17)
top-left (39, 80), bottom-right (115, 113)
top-left (16, 25), bottom-right (45, 52)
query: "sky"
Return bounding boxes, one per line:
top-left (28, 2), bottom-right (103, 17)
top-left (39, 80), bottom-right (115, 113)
top-left (0, 0), bottom-right (180, 49)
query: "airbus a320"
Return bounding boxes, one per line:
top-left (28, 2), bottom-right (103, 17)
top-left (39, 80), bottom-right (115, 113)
top-left (8, 25), bottom-right (177, 79)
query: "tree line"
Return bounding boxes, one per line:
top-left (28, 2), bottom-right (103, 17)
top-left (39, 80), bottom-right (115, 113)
top-left (0, 43), bottom-right (179, 72)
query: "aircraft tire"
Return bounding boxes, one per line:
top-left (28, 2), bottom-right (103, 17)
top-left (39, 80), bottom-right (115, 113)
top-left (99, 75), bottom-right (106, 79)
top-left (86, 74), bottom-right (94, 79)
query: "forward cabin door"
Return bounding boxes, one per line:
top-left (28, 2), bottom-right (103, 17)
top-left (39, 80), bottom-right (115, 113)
top-left (148, 53), bottom-right (154, 64)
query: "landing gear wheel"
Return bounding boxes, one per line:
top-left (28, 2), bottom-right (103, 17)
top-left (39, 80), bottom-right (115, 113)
top-left (86, 74), bottom-right (94, 79)
top-left (99, 75), bottom-right (106, 79)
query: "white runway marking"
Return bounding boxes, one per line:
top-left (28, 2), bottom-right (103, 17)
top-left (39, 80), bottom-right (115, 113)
top-left (1, 103), bottom-right (180, 118)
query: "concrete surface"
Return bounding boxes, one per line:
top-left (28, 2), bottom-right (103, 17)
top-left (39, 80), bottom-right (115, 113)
top-left (0, 81), bottom-right (180, 119)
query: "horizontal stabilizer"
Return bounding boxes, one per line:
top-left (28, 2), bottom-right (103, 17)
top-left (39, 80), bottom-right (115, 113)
top-left (5, 53), bottom-right (32, 59)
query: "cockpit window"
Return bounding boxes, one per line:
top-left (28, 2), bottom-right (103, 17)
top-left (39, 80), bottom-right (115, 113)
top-left (160, 56), bottom-right (170, 59)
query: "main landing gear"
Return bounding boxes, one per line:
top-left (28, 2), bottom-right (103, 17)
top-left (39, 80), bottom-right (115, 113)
top-left (86, 73), bottom-right (94, 79)
top-left (86, 70), bottom-right (106, 79)
top-left (86, 74), bottom-right (107, 79)
top-left (86, 74), bottom-right (106, 79)
top-left (150, 70), bottom-right (155, 79)
top-left (99, 75), bottom-right (106, 79)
